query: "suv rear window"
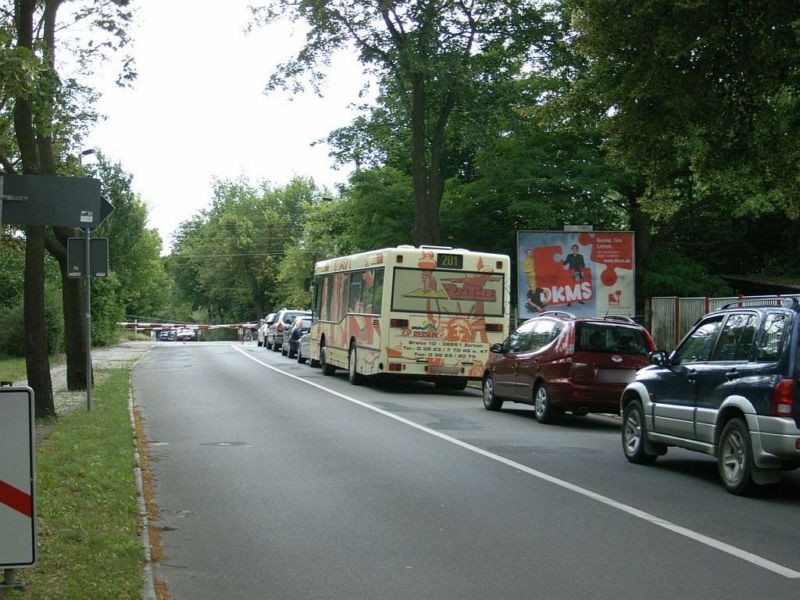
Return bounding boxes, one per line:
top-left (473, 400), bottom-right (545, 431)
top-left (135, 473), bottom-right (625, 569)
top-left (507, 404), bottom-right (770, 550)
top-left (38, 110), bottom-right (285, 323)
top-left (575, 323), bottom-right (649, 356)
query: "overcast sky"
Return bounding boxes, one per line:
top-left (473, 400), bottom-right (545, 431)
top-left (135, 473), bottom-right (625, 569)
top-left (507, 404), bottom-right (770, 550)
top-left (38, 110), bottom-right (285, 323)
top-left (84, 0), bottom-right (366, 252)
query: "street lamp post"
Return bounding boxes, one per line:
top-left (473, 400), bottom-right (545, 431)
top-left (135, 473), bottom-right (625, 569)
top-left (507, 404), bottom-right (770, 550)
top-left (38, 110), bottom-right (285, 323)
top-left (80, 149), bottom-right (95, 410)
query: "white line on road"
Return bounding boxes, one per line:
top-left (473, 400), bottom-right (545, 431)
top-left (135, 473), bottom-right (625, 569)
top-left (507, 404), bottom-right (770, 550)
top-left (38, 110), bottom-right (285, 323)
top-left (232, 345), bottom-right (800, 580)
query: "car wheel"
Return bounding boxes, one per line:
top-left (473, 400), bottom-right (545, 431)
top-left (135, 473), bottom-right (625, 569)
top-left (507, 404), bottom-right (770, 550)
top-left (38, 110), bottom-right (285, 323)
top-left (288, 346), bottom-right (296, 358)
top-left (718, 418), bottom-right (757, 495)
top-left (534, 384), bottom-right (557, 424)
top-left (257, 340), bottom-right (263, 347)
top-left (281, 344), bottom-right (288, 356)
top-left (297, 351), bottom-right (306, 364)
top-left (320, 345), bottom-right (335, 376)
top-left (265, 340), bottom-right (271, 350)
top-left (482, 374), bottom-right (503, 411)
top-left (273, 342), bottom-right (282, 352)
top-left (622, 401), bottom-right (658, 465)
top-left (348, 342), bottom-right (364, 385)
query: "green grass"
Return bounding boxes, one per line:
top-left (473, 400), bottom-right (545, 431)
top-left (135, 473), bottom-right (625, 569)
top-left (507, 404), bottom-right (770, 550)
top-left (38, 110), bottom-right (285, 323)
top-left (0, 354), bottom-right (27, 383)
top-left (0, 353), bottom-right (66, 384)
top-left (9, 368), bottom-right (144, 599)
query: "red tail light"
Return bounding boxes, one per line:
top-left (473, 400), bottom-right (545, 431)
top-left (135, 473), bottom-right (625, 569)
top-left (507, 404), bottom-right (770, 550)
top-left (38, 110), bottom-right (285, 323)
top-left (772, 379), bottom-right (795, 416)
top-left (277, 323), bottom-right (284, 332)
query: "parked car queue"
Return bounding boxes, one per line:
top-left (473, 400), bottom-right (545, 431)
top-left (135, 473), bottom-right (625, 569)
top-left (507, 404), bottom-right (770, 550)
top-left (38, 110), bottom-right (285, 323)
top-left (255, 301), bottom-right (800, 496)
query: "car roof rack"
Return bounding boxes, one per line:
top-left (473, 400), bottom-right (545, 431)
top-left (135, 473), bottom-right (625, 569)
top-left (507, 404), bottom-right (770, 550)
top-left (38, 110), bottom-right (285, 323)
top-left (718, 297), bottom-right (800, 311)
top-left (602, 315), bottom-right (637, 324)
top-left (539, 310), bottom-right (576, 320)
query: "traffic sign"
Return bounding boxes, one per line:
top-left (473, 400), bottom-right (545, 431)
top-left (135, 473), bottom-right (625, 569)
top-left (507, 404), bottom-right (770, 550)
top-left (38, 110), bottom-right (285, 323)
top-left (67, 237), bottom-right (109, 277)
top-left (0, 174), bottom-right (112, 229)
top-left (0, 387), bottom-right (36, 568)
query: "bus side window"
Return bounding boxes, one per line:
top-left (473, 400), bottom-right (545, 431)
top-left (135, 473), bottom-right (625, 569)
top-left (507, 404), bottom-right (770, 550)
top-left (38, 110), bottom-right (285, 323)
top-left (319, 276), bottom-right (330, 321)
top-left (370, 268), bottom-right (384, 315)
top-left (333, 272), bottom-right (348, 322)
top-left (349, 272), bottom-right (363, 312)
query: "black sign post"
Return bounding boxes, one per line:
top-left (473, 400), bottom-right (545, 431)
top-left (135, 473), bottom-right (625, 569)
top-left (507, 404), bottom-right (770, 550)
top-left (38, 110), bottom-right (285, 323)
top-left (67, 238), bottom-right (108, 278)
top-left (1, 174), bottom-right (113, 412)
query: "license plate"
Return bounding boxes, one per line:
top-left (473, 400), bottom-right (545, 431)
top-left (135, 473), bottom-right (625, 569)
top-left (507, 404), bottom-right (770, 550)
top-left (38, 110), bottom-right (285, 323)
top-left (597, 369), bottom-right (635, 384)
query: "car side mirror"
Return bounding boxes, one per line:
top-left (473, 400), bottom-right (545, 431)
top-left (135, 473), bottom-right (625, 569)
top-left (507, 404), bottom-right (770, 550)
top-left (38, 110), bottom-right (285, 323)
top-left (648, 350), bottom-right (669, 366)
top-left (490, 342), bottom-right (505, 354)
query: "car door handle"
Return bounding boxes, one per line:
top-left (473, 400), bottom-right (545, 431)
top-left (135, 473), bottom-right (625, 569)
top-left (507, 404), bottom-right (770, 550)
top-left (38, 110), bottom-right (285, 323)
top-left (685, 369), bottom-right (697, 383)
top-left (725, 369), bottom-right (740, 381)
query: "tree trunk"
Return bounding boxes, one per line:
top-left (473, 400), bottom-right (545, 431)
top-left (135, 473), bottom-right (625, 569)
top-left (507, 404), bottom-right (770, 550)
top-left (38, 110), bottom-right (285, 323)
top-left (16, 0), bottom-right (56, 417)
top-left (24, 226), bottom-right (55, 417)
top-left (410, 73), bottom-right (440, 245)
top-left (48, 228), bottom-right (90, 390)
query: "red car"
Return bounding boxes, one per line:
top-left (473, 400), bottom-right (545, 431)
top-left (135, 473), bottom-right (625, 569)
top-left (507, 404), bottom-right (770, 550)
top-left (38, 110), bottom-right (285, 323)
top-left (482, 311), bottom-right (656, 423)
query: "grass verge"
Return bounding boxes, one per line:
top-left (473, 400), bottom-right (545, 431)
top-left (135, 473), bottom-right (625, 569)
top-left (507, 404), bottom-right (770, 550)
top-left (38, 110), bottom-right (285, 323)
top-left (0, 354), bottom-right (27, 383)
top-left (8, 368), bottom-right (144, 599)
top-left (0, 353), bottom-right (66, 384)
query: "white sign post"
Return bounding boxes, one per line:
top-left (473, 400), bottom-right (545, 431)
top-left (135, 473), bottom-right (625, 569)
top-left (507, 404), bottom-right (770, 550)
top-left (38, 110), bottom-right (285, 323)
top-left (0, 386), bottom-right (36, 587)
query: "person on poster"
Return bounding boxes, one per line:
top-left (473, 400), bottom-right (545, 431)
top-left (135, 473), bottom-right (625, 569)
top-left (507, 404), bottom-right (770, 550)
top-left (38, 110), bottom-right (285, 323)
top-left (525, 281), bottom-right (547, 313)
top-left (563, 244), bottom-right (586, 281)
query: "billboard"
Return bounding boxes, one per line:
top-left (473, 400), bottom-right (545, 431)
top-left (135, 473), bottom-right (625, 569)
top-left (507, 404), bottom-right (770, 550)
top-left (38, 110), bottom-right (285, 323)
top-left (517, 231), bottom-right (635, 319)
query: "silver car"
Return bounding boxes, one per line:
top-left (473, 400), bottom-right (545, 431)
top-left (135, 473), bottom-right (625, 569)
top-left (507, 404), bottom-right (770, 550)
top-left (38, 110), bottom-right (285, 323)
top-left (296, 332), bottom-right (310, 364)
top-left (267, 309), bottom-right (311, 352)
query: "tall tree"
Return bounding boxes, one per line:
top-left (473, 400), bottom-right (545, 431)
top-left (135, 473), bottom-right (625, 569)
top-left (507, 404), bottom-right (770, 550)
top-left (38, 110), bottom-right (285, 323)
top-left (2, 0), bottom-right (133, 409)
top-left (92, 155), bottom-right (170, 320)
top-left (564, 0), bottom-right (800, 224)
top-left (251, 0), bottom-right (553, 244)
top-left (170, 177), bottom-right (320, 322)
top-left (13, 0), bottom-right (54, 415)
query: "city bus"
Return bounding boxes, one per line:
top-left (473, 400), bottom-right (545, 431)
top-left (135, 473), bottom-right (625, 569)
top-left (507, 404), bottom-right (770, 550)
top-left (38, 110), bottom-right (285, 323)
top-left (309, 245), bottom-right (510, 389)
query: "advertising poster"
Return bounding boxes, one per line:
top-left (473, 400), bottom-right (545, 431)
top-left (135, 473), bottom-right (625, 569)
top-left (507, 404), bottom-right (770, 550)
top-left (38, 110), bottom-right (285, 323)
top-left (517, 231), bottom-right (635, 319)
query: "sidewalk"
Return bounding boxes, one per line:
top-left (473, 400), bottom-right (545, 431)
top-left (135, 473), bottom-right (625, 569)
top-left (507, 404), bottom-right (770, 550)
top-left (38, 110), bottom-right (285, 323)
top-left (13, 340), bottom-right (155, 441)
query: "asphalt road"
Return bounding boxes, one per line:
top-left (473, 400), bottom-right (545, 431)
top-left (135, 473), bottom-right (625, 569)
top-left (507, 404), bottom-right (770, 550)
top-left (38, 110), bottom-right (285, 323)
top-left (133, 342), bottom-right (800, 599)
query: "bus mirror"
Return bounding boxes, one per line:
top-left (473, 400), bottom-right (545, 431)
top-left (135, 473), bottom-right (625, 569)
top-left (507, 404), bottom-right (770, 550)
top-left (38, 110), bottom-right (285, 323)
top-left (490, 342), bottom-right (505, 354)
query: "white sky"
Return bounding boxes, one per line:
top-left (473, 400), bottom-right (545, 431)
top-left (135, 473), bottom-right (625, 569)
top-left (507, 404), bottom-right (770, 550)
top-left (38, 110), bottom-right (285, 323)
top-left (84, 0), bottom-right (367, 252)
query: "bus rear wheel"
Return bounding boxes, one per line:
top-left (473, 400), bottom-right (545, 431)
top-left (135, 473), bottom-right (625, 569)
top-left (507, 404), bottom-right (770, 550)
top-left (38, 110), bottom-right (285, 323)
top-left (348, 342), bottom-right (365, 385)
top-left (320, 344), bottom-right (336, 376)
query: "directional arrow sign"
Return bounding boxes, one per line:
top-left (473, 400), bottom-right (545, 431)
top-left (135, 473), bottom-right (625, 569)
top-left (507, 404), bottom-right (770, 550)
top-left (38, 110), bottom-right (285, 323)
top-left (0, 175), bottom-right (111, 229)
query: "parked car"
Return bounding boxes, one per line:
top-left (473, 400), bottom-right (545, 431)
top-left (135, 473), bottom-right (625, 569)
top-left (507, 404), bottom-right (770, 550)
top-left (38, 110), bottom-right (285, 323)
top-left (176, 328), bottom-right (197, 342)
top-left (283, 316), bottom-right (311, 358)
top-left (621, 300), bottom-right (800, 494)
top-left (267, 309), bottom-right (311, 352)
top-left (158, 330), bottom-right (170, 341)
top-left (258, 312), bottom-right (278, 347)
top-left (297, 332), bottom-right (311, 364)
top-left (482, 311), bottom-right (656, 423)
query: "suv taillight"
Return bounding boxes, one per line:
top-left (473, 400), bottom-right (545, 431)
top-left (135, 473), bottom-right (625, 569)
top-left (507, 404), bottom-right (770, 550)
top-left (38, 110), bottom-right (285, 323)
top-left (277, 322), bottom-right (284, 332)
top-left (772, 379), bottom-right (795, 416)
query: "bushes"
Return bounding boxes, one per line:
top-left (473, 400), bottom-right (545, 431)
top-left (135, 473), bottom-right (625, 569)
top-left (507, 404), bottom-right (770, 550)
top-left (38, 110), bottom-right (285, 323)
top-left (0, 285), bottom-right (64, 357)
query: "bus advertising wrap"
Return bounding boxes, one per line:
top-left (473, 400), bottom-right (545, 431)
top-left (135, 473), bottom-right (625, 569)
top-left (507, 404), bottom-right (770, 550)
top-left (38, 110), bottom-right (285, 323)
top-left (517, 231), bottom-right (635, 319)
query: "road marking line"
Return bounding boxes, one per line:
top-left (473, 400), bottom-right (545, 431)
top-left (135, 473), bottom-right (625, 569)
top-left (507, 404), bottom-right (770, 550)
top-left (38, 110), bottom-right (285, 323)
top-left (232, 345), bottom-right (800, 579)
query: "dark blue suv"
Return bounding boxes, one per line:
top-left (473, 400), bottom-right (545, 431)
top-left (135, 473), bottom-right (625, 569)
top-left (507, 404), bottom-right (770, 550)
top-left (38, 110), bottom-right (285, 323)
top-left (621, 300), bottom-right (800, 494)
